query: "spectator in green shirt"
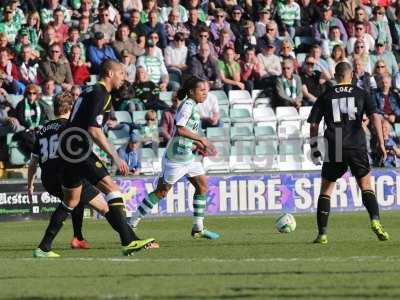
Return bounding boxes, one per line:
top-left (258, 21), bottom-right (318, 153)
top-left (0, 6), bottom-right (21, 44)
top-left (218, 46), bottom-right (244, 94)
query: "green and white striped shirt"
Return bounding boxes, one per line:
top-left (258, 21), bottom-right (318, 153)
top-left (136, 55), bottom-right (168, 84)
top-left (40, 5), bottom-right (70, 25)
top-left (277, 2), bottom-right (300, 26)
top-left (166, 98), bottom-right (200, 163)
top-left (0, 21), bottom-right (20, 43)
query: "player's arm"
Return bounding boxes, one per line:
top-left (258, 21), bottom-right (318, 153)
top-left (88, 126), bottom-right (129, 175)
top-left (27, 154), bottom-right (39, 200)
top-left (176, 125), bottom-right (213, 150)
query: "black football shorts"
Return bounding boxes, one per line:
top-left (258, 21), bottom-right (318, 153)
top-left (61, 152), bottom-right (109, 189)
top-left (322, 149), bottom-right (370, 182)
top-left (42, 174), bottom-right (100, 205)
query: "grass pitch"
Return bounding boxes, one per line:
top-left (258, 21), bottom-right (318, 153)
top-left (0, 212), bottom-right (400, 299)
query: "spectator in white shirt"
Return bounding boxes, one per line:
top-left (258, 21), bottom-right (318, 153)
top-left (164, 32), bottom-right (188, 91)
top-left (197, 82), bottom-right (221, 129)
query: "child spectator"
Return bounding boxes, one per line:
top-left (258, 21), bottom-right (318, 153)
top-left (117, 133), bottom-right (142, 175)
top-left (139, 110), bottom-right (159, 149)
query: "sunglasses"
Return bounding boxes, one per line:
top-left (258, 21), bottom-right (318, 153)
top-left (27, 92), bottom-right (37, 95)
top-left (377, 44), bottom-right (384, 47)
top-left (267, 28), bottom-right (274, 32)
top-left (306, 61), bottom-right (314, 66)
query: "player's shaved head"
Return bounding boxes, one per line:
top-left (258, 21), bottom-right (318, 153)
top-left (54, 91), bottom-right (74, 116)
top-left (335, 62), bottom-right (353, 83)
top-left (100, 59), bottom-right (123, 79)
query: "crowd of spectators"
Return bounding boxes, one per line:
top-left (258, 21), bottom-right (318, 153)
top-left (1, 0), bottom-right (400, 173)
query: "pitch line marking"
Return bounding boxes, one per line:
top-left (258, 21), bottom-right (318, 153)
top-left (4, 255), bottom-right (400, 263)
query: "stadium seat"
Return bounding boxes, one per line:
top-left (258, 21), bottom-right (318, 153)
top-left (203, 144), bottom-right (230, 173)
top-left (253, 144), bottom-right (278, 171)
top-left (230, 103), bottom-right (253, 113)
top-left (299, 106), bottom-right (312, 122)
top-left (279, 139), bottom-right (303, 155)
top-left (230, 108), bottom-right (253, 123)
top-left (140, 148), bottom-right (157, 175)
top-left (108, 127), bottom-right (130, 145)
top-left (229, 143), bottom-right (254, 172)
top-left (132, 110), bottom-right (149, 125)
top-left (7, 94), bottom-right (23, 109)
top-left (254, 125), bottom-right (277, 141)
top-left (115, 111), bottom-right (133, 123)
top-left (278, 124), bottom-right (302, 140)
top-left (280, 119), bottom-right (301, 131)
top-left (159, 91), bottom-right (174, 105)
top-left (253, 107), bottom-right (277, 123)
top-left (228, 90), bottom-right (253, 105)
top-left (254, 97), bottom-right (271, 107)
top-left (210, 90), bottom-right (229, 106)
top-left (219, 107), bottom-right (231, 124)
top-left (251, 89), bottom-right (263, 101)
top-left (301, 122), bottom-right (311, 139)
top-left (9, 147), bottom-right (29, 166)
top-left (276, 106), bottom-right (300, 122)
top-left (230, 125), bottom-right (255, 142)
top-left (278, 153), bottom-right (303, 171)
top-left (207, 127), bottom-right (230, 142)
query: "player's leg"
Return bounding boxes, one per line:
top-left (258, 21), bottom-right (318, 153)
top-left (187, 174), bottom-right (219, 240)
top-left (129, 177), bottom-right (172, 228)
top-left (34, 184), bottom-right (82, 258)
top-left (96, 176), bottom-right (156, 254)
top-left (128, 158), bottom-right (181, 228)
top-left (350, 151), bottom-right (389, 241)
top-left (313, 161), bottom-right (347, 244)
top-left (70, 201), bottom-right (86, 247)
top-left (313, 178), bottom-right (336, 244)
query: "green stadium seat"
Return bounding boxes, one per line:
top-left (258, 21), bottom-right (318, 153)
top-left (230, 108), bottom-right (253, 123)
top-left (209, 90), bottom-right (229, 105)
top-left (115, 111), bottom-right (132, 123)
top-left (394, 123), bottom-right (400, 137)
top-left (207, 127), bottom-right (229, 142)
top-left (9, 147), bottom-right (29, 166)
top-left (219, 107), bottom-right (231, 124)
top-left (230, 125), bottom-right (255, 142)
top-left (279, 140), bottom-right (303, 155)
top-left (132, 110), bottom-right (149, 125)
top-left (108, 127), bottom-right (130, 145)
top-left (254, 126), bottom-right (277, 141)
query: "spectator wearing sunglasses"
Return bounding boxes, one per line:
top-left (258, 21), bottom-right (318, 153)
top-left (347, 22), bottom-right (375, 54)
top-left (93, 6), bottom-right (117, 43)
top-left (209, 9), bottom-right (234, 43)
top-left (370, 40), bottom-right (398, 76)
top-left (39, 43), bottom-right (73, 92)
top-left (300, 55), bottom-right (326, 105)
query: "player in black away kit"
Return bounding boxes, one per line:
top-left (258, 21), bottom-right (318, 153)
top-left (307, 62), bottom-right (389, 244)
top-left (29, 92), bottom-right (111, 257)
top-left (58, 60), bottom-right (155, 255)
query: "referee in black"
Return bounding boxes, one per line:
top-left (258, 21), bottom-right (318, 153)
top-left (308, 61), bottom-right (389, 244)
top-left (50, 60), bottom-right (155, 255)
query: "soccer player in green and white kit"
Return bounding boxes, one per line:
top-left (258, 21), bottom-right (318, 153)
top-left (129, 77), bottom-right (220, 239)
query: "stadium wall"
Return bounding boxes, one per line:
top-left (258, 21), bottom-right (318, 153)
top-left (1, 169), bottom-right (400, 221)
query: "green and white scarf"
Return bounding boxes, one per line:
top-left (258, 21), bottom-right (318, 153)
top-left (282, 77), bottom-right (297, 99)
top-left (24, 98), bottom-right (41, 128)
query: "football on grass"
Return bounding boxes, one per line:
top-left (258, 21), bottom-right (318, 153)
top-left (275, 213), bottom-right (296, 233)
